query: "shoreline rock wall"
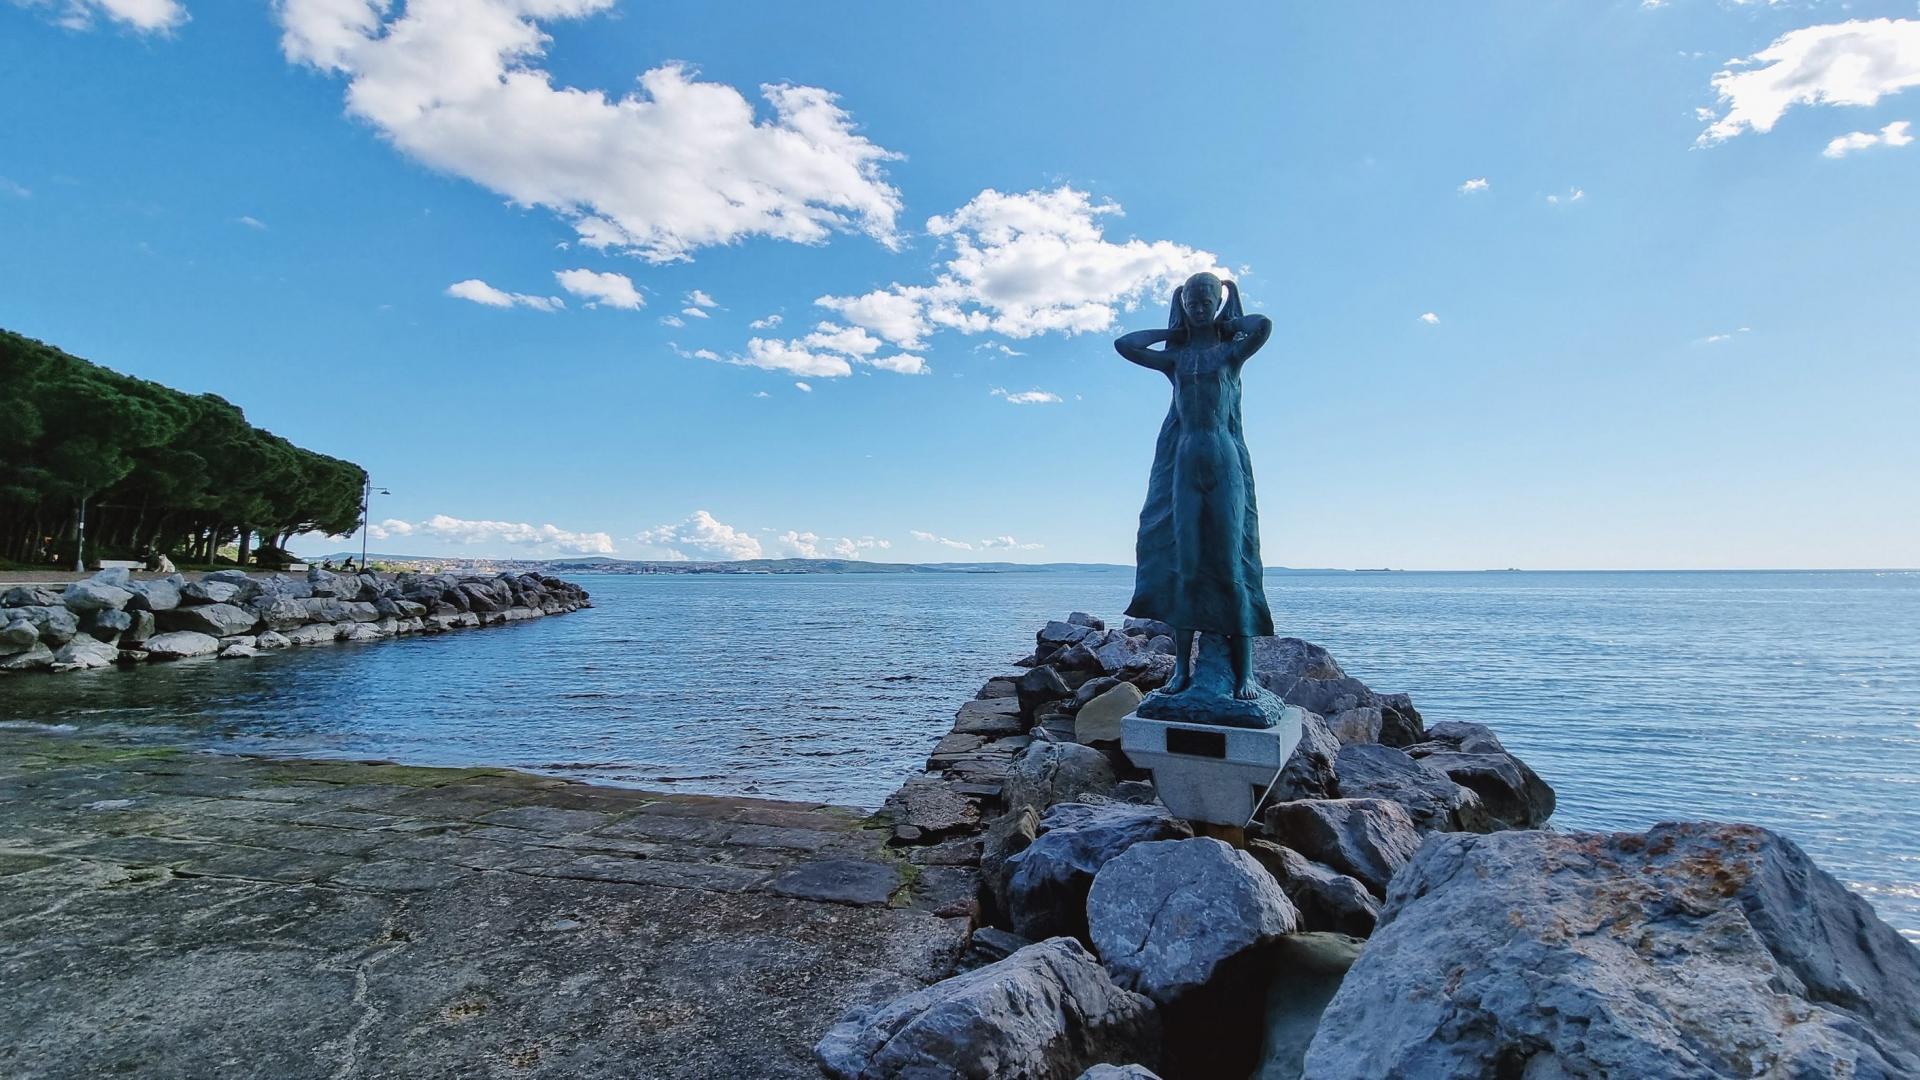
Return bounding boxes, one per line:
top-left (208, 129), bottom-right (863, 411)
top-left (825, 613), bottom-right (1920, 1080)
top-left (0, 566), bottom-right (590, 673)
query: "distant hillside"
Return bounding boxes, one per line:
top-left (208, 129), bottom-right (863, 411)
top-left (312, 553), bottom-right (1130, 575)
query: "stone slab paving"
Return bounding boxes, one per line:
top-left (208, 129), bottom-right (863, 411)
top-left (0, 728), bottom-right (975, 1079)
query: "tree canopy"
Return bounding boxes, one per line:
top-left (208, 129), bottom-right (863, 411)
top-left (0, 329), bottom-right (367, 566)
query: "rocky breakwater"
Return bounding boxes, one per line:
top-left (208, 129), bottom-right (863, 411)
top-left (0, 566), bottom-right (590, 673)
top-left (818, 613), bottom-right (1920, 1080)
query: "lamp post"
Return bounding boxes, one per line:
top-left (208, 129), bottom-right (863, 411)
top-left (359, 479), bottom-right (390, 569)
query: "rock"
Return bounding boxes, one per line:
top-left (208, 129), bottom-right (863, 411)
top-left (1275, 677), bottom-right (1377, 719)
top-left (180, 580), bottom-right (242, 605)
top-left (0, 641), bottom-right (54, 671)
top-left (882, 775), bottom-right (980, 837)
top-left (1004, 742), bottom-right (1118, 812)
top-left (2, 617), bottom-right (40, 651)
top-left (1251, 637), bottom-right (1345, 683)
top-left (1262, 799), bottom-right (1421, 898)
top-left (1334, 743), bottom-right (1492, 834)
top-left (1324, 707), bottom-right (1382, 746)
top-left (1077, 1067), bottom-right (1160, 1080)
top-left (1404, 724), bottom-right (1555, 828)
top-left (1039, 620), bottom-right (1098, 648)
top-left (1093, 634), bottom-right (1152, 676)
top-left (303, 597), bottom-right (354, 624)
top-left (305, 568), bottom-right (352, 598)
top-left (815, 938), bottom-right (1159, 1080)
top-left (125, 575), bottom-right (183, 612)
top-left (50, 637), bottom-right (120, 671)
top-left (1255, 934), bottom-right (1364, 1080)
top-left (156, 603), bottom-right (259, 638)
top-left (1376, 693), bottom-right (1424, 748)
top-left (952, 696), bottom-right (1025, 736)
top-left (1067, 611), bottom-right (1105, 630)
top-left (2, 585), bottom-right (62, 607)
top-left (1303, 823), bottom-right (1920, 1080)
top-left (1408, 720), bottom-right (1505, 754)
top-left (60, 578), bottom-right (133, 613)
top-left (1245, 841), bottom-right (1380, 938)
top-left (1275, 710), bottom-right (1340, 802)
top-left (1145, 634), bottom-right (1174, 655)
top-left (1122, 616), bottom-right (1174, 639)
top-left (250, 595), bottom-right (309, 632)
top-left (218, 642), bottom-right (259, 659)
top-left (143, 631), bottom-right (220, 660)
top-left (1006, 802), bottom-right (1192, 941)
top-left (981, 806), bottom-right (1041, 923)
top-left (1073, 682), bottom-right (1142, 747)
top-left (82, 607), bottom-right (133, 641)
top-left (121, 609), bottom-right (154, 646)
top-left (201, 569), bottom-right (262, 601)
top-left (766, 859), bottom-right (901, 906)
top-left (281, 624), bottom-right (337, 647)
top-left (1072, 675), bottom-right (1123, 708)
top-left (254, 630), bottom-right (291, 651)
top-left (116, 649), bottom-right (148, 665)
top-left (1016, 666), bottom-right (1073, 718)
top-left (93, 567), bottom-right (131, 586)
top-left (1088, 837), bottom-right (1299, 1005)
top-left (962, 927), bottom-right (1034, 970)
top-left (4, 605), bottom-right (79, 646)
top-left (339, 623), bottom-right (382, 643)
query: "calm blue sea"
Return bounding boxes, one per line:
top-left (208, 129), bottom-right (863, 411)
top-left (2, 569), bottom-right (1916, 937)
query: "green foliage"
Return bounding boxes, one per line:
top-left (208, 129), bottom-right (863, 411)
top-left (0, 329), bottom-right (368, 566)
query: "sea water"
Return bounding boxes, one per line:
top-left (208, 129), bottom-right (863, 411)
top-left (2, 568), bottom-right (1915, 936)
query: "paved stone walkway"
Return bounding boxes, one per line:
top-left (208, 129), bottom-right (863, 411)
top-left (0, 728), bottom-right (975, 1079)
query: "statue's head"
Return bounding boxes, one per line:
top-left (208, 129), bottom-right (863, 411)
top-left (1180, 272), bottom-right (1223, 328)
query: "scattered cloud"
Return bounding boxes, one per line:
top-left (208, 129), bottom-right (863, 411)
top-left (1700, 326), bottom-right (1753, 344)
top-left (660, 315), bottom-right (685, 327)
top-left (274, 0), bottom-right (902, 262)
top-left (554, 267), bottom-right (644, 309)
top-left (686, 289), bottom-right (718, 309)
top-left (1823, 120), bottom-right (1913, 158)
top-left (979, 535), bottom-right (1043, 551)
top-left (1, 177), bottom-right (32, 198)
top-left (1700, 18), bottom-right (1920, 145)
top-left (794, 381), bottom-right (813, 392)
top-left (816, 186), bottom-right (1226, 350)
top-left (445, 278), bottom-right (563, 311)
top-left (1545, 188), bottom-right (1585, 205)
top-left (749, 313), bottom-right (783, 329)
top-left (681, 306), bottom-right (710, 319)
top-left (369, 513), bottom-right (614, 555)
top-left (235, 215), bottom-right (268, 230)
top-left (867, 353), bottom-right (929, 375)
top-left (1419, 312), bottom-right (1441, 325)
top-left (752, 390), bottom-right (770, 398)
top-left (911, 530), bottom-right (974, 551)
top-left (1458, 177), bottom-right (1490, 194)
top-left (20, 0), bottom-right (187, 33)
top-left (634, 510), bottom-right (763, 560)
top-left (773, 531), bottom-right (890, 559)
top-left (991, 387), bottom-right (1063, 405)
top-left (975, 341), bottom-right (1025, 357)
top-left (698, 320), bottom-right (925, 379)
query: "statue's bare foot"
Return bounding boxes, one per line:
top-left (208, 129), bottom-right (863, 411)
top-left (1165, 671), bottom-right (1192, 695)
top-left (1234, 678), bottom-right (1261, 701)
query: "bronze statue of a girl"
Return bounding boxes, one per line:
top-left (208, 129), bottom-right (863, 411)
top-left (1115, 272), bottom-right (1278, 724)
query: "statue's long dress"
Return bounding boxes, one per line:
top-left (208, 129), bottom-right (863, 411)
top-left (1125, 363), bottom-right (1275, 638)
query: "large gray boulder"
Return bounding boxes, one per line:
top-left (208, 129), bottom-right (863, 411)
top-left (282, 623), bottom-right (338, 647)
top-left (1087, 838), bottom-right (1299, 1004)
top-left (1016, 666), bottom-right (1073, 718)
top-left (815, 937), bottom-right (1159, 1080)
top-left (51, 636), bottom-right (119, 671)
top-left (1077, 1067), bottom-right (1160, 1079)
top-left (180, 579), bottom-right (242, 606)
top-left (1275, 709), bottom-right (1340, 802)
top-left (1, 617), bottom-right (40, 652)
top-left (61, 577), bottom-right (133, 614)
top-left (1262, 799), bottom-right (1421, 898)
top-left (4, 605), bottom-right (79, 646)
top-left (1007, 802), bottom-right (1192, 942)
top-left (1245, 840), bottom-right (1380, 939)
top-left (1039, 619), bottom-right (1098, 649)
top-left (250, 595), bottom-right (309, 632)
top-left (1304, 823), bottom-right (1920, 1080)
top-left (1073, 681), bottom-right (1141, 748)
top-left (1, 585), bottom-right (62, 607)
top-left (1004, 742), bottom-right (1118, 812)
top-left (122, 608), bottom-right (154, 646)
top-left (157, 603), bottom-right (259, 638)
top-left (82, 607), bottom-right (133, 642)
top-left (1251, 637), bottom-right (1345, 682)
top-left (0, 641), bottom-right (54, 671)
top-left (143, 630), bottom-right (220, 660)
top-left (981, 805), bottom-right (1042, 923)
top-left (125, 575), bottom-right (184, 612)
top-left (1404, 722), bottom-right (1554, 828)
top-left (1334, 743), bottom-right (1491, 834)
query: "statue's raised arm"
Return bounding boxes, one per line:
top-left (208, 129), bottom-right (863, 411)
top-left (1221, 279), bottom-right (1272, 364)
top-left (1114, 326), bottom-right (1175, 374)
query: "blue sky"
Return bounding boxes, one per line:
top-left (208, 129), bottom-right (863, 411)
top-left (3, 1), bottom-right (1916, 569)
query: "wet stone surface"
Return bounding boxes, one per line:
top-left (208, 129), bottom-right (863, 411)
top-left (0, 728), bottom-right (969, 1079)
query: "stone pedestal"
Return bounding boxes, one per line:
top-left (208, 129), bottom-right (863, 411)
top-left (1122, 707), bottom-right (1305, 827)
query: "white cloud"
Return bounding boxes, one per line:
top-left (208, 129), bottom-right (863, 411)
top-left (1700, 19), bottom-right (1920, 144)
top-left (975, 341), bottom-right (1024, 357)
top-left (1700, 326), bottom-right (1753, 344)
top-left (1545, 188), bottom-right (1585, 205)
top-left (1419, 312), bottom-right (1440, 325)
top-left (369, 513), bottom-right (614, 555)
top-left (660, 315), bottom-right (685, 327)
top-left (446, 278), bottom-right (562, 311)
top-left (816, 186), bottom-right (1226, 349)
top-left (1823, 119), bottom-right (1913, 157)
top-left (752, 390), bottom-right (770, 398)
top-left (554, 267), bottom-right (643, 309)
top-left (991, 386), bottom-right (1062, 405)
top-left (911, 529), bottom-right (974, 551)
top-left (0, 177), bottom-right (29, 198)
top-left (773, 531), bottom-right (890, 559)
top-left (275, 0), bottom-right (902, 263)
top-left (749, 313), bottom-right (782, 329)
top-left (801, 322), bottom-right (883, 356)
top-left (685, 289), bottom-right (717, 308)
top-left (698, 322), bottom-right (922, 379)
top-left (1458, 177), bottom-right (1490, 194)
top-left (235, 215), bottom-right (268, 230)
top-left (634, 510), bottom-right (762, 561)
top-left (681, 306), bottom-right (710, 319)
top-left (979, 535), bottom-right (1043, 551)
top-left (794, 381), bottom-right (813, 392)
top-left (734, 338), bottom-right (853, 378)
top-left (23, 0), bottom-right (186, 33)
top-left (866, 353), bottom-right (929, 375)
